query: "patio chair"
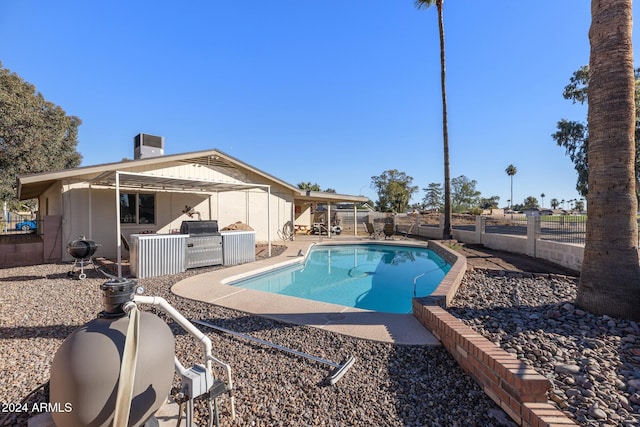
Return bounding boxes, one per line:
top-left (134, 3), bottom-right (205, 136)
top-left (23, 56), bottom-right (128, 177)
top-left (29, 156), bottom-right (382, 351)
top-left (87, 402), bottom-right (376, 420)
top-left (382, 223), bottom-right (395, 240)
top-left (363, 222), bottom-right (379, 239)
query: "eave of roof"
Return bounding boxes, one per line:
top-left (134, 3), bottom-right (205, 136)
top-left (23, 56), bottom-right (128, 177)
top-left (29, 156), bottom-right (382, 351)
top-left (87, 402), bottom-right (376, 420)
top-left (294, 190), bottom-right (369, 204)
top-left (16, 148), bottom-right (301, 200)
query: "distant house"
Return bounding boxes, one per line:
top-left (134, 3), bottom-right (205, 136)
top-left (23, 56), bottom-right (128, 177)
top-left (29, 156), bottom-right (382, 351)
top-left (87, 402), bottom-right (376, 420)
top-left (482, 208), bottom-right (505, 216)
top-left (524, 208), bottom-right (555, 217)
top-left (15, 137), bottom-right (366, 265)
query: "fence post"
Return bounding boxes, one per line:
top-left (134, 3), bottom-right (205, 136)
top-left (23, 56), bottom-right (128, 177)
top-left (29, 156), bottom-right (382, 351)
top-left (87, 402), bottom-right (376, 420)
top-left (526, 216), bottom-right (541, 257)
top-left (476, 216), bottom-right (486, 244)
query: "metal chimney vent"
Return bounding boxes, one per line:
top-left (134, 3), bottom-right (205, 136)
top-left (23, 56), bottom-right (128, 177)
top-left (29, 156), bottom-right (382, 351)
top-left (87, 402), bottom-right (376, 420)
top-left (134, 133), bottom-right (165, 159)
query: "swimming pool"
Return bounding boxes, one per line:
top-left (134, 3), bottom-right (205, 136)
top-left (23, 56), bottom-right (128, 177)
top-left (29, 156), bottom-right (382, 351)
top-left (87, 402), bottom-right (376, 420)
top-left (229, 243), bottom-right (451, 314)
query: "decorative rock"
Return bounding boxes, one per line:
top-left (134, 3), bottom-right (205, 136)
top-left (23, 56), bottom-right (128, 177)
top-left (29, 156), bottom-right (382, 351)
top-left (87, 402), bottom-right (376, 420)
top-left (449, 270), bottom-right (640, 427)
top-left (555, 364), bottom-right (581, 375)
top-left (4, 259), bottom-right (640, 427)
top-left (566, 388), bottom-right (582, 398)
top-left (1, 260), bottom-right (521, 427)
top-left (588, 405), bottom-right (607, 420)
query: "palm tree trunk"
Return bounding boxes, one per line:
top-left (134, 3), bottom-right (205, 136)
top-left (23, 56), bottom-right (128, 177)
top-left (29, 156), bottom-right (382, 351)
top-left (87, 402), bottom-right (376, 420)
top-left (510, 175), bottom-right (514, 219)
top-left (437, 1), bottom-right (452, 240)
top-left (577, 0), bottom-right (640, 320)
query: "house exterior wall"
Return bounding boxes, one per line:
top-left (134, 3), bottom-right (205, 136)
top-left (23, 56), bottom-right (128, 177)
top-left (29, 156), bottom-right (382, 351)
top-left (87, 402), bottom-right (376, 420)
top-left (295, 204), bottom-right (312, 228)
top-left (40, 181), bottom-right (64, 217)
top-left (48, 163), bottom-right (295, 260)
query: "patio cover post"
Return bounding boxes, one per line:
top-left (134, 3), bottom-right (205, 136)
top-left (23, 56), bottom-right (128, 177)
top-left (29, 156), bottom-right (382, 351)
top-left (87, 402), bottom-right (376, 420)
top-left (353, 204), bottom-right (357, 237)
top-left (115, 172), bottom-right (122, 278)
top-left (291, 199), bottom-right (295, 241)
top-left (88, 185), bottom-right (92, 239)
top-left (268, 186), bottom-right (271, 257)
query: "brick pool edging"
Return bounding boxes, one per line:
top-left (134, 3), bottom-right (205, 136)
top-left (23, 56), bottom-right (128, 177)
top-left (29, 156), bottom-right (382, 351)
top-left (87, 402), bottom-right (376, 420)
top-left (416, 241), bottom-right (577, 427)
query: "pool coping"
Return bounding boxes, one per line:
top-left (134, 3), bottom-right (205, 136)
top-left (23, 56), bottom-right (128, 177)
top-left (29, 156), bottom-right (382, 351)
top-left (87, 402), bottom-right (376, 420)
top-left (171, 237), bottom-right (465, 345)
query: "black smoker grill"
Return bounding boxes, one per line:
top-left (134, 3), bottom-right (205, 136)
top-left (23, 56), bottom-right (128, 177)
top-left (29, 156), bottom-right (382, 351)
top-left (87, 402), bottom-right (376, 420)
top-left (67, 236), bottom-right (100, 280)
top-left (181, 220), bottom-right (223, 269)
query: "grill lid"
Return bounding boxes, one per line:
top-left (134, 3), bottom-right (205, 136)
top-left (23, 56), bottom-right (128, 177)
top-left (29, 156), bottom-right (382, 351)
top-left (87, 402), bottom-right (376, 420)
top-left (180, 220), bottom-right (220, 236)
top-left (67, 236), bottom-right (99, 259)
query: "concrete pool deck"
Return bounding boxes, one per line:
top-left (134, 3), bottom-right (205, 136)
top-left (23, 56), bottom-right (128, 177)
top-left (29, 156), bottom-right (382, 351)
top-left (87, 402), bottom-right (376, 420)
top-left (172, 235), bottom-right (443, 345)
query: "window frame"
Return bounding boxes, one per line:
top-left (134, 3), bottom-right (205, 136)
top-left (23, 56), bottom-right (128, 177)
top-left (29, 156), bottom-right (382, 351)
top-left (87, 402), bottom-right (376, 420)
top-left (119, 192), bottom-right (156, 225)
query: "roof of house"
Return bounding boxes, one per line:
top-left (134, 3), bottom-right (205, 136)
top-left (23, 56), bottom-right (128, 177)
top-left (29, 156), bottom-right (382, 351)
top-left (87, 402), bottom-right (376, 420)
top-left (17, 148), bottom-right (368, 204)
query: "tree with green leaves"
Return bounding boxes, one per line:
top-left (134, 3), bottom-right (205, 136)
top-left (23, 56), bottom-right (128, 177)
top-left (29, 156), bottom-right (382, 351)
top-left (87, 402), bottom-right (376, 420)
top-left (415, 0), bottom-right (452, 239)
top-left (553, 65), bottom-right (640, 199)
top-left (540, 193), bottom-right (545, 208)
top-left (550, 198), bottom-right (560, 209)
top-left (0, 62), bottom-right (82, 208)
top-left (505, 164), bottom-right (517, 210)
top-left (450, 175), bottom-right (480, 213)
top-left (297, 182), bottom-right (321, 191)
top-left (422, 182), bottom-right (443, 211)
top-left (578, 0), bottom-right (640, 321)
top-left (511, 202), bottom-right (525, 212)
top-left (479, 195), bottom-right (500, 211)
top-left (523, 196), bottom-right (539, 210)
top-left (371, 169), bottom-right (418, 213)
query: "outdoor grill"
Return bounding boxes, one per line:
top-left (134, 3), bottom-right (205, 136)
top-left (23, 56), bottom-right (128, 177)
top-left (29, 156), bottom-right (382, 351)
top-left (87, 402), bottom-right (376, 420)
top-left (182, 220), bottom-right (223, 269)
top-left (67, 236), bottom-right (99, 280)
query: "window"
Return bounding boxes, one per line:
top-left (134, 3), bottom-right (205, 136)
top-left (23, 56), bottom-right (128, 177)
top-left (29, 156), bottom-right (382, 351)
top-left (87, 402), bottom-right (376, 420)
top-left (120, 193), bottom-right (155, 224)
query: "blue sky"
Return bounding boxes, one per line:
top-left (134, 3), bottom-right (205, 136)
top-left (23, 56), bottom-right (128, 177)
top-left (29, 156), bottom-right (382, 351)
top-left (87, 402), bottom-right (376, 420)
top-left (1, 1), bottom-right (638, 208)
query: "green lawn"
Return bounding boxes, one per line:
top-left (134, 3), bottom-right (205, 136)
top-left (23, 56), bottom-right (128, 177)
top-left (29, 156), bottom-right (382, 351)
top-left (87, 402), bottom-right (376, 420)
top-left (538, 215), bottom-right (587, 222)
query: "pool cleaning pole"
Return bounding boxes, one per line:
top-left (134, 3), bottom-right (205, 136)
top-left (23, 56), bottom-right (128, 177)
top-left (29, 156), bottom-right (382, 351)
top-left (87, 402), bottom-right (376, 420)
top-left (193, 319), bottom-right (355, 385)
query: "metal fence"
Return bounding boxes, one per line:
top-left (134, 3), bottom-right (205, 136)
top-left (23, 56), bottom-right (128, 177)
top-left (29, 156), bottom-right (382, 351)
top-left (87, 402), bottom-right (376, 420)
top-left (1, 217), bottom-right (40, 236)
top-left (484, 216), bottom-right (527, 236)
top-left (464, 215), bottom-right (638, 246)
top-left (539, 215), bottom-right (587, 245)
top-left (483, 215), bottom-right (587, 244)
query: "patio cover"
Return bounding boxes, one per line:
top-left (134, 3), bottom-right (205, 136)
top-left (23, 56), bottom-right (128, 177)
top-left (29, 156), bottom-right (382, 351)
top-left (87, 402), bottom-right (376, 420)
top-left (294, 190), bottom-right (369, 239)
top-left (90, 170), bottom-right (272, 277)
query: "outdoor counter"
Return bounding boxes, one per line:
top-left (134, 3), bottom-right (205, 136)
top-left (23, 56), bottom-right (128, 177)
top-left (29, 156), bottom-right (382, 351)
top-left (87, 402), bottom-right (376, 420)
top-left (129, 231), bottom-right (256, 278)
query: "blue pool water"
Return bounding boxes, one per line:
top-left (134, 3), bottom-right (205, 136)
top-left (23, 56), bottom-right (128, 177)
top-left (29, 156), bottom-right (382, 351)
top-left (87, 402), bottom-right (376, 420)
top-left (230, 244), bottom-right (451, 314)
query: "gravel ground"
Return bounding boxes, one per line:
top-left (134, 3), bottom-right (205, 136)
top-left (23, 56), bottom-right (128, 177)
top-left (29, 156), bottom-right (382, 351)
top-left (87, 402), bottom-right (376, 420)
top-left (450, 269), bottom-right (640, 427)
top-left (0, 252), bottom-right (638, 426)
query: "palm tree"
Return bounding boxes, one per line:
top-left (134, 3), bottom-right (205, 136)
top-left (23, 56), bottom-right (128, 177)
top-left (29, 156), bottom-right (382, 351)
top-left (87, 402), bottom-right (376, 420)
top-left (540, 193), bottom-right (545, 208)
top-left (551, 198), bottom-right (559, 209)
top-left (505, 164), bottom-right (517, 211)
top-left (578, 0), bottom-right (640, 320)
top-left (416, 0), bottom-right (452, 239)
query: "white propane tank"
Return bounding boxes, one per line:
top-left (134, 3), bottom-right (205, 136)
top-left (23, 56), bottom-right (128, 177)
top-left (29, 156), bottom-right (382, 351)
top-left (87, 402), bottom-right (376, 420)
top-left (49, 278), bottom-right (175, 427)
